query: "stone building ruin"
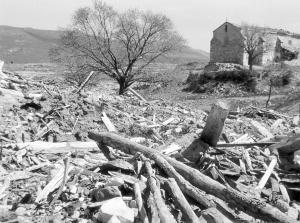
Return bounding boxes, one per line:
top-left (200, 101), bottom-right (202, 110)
top-left (209, 22), bottom-right (299, 66)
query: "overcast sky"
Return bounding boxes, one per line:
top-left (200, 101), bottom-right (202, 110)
top-left (1, 0), bottom-right (300, 51)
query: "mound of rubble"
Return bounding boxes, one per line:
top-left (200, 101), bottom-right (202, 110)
top-left (184, 63), bottom-right (257, 96)
top-left (1, 61), bottom-right (300, 223)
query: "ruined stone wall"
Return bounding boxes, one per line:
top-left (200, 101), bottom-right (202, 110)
top-left (210, 37), bottom-right (244, 64)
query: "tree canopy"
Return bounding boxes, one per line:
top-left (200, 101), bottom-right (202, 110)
top-left (51, 0), bottom-right (185, 94)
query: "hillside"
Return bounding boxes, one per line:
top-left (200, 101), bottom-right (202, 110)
top-left (0, 25), bottom-right (209, 64)
top-left (0, 25), bottom-right (61, 63)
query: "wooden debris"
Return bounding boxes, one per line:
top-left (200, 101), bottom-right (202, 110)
top-left (102, 112), bottom-right (117, 132)
top-left (256, 157), bottom-right (277, 190)
top-left (134, 183), bottom-right (149, 223)
top-left (76, 71), bottom-right (95, 94)
top-left (88, 131), bottom-right (298, 223)
top-left (165, 178), bottom-right (200, 223)
top-left (2, 64), bottom-right (300, 222)
top-left (250, 120), bottom-right (274, 139)
top-left (144, 159), bottom-right (176, 223)
top-left (50, 157), bottom-right (69, 206)
top-left (128, 87), bottom-right (147, 102)
top-left (216, 141), bottom-right (276, 147)
top-left (35, 120), bottom-right (55, 140)
top-left (162, 117), bottom-right (175, 126)
top-left (7, 141), bottom-right (99, 154)
top-left (35, 163), bottom-right (73, 203)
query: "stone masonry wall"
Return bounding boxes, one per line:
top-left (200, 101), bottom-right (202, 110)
top-left (210, 22), bottom-right (244, 65)
top-left (210, 38), bottom-right (244, 64)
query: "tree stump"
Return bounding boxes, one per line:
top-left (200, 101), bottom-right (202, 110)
top-left (200, 101), bottom-right (229, 147)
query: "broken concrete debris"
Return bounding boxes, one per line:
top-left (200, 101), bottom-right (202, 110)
top-left (0, 65), bottom-right (300, 223)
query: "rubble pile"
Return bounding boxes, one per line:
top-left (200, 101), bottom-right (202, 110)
top-left (184, 62), bottom-right (257, 96)
top-left (1, 63), bottom-right (300, 223)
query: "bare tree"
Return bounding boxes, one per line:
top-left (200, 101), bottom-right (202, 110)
top-left (241, 24), bottom-right (270, 71)
top-left (51, 0), bottom-right (185, 95)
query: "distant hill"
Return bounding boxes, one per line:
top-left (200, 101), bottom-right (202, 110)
top-left (0, 25), bottom-right (61, 63)
top-left (0, 25), bottom-right (209, 64)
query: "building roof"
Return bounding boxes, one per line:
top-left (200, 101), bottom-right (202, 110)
top-left (213, 21), bottom-right (241, 32)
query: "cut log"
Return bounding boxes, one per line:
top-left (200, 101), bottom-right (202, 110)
top-left (144, 159), bottom-right (176, 223)
top-left (200, 101), bottom-right (229, 146)
top-left (165, 178), bottom-right (200, 223)
top-left (88, 131), bottom-right (299, 223)
top-left (128, 87), bottom-right (147, 102)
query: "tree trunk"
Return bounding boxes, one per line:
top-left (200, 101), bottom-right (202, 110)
top-left (118, 78), bottom-right (129, 95)
top-left (248, 56), bottom-right (253, 71)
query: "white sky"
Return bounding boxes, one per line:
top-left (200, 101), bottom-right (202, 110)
top-left (1, 0), bottom-right (300, 51)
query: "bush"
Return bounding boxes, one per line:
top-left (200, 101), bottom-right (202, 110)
top-left (245, 76), bottom-right (257, 92)
top-left (271, 69), bottom-right (293, 87)
top-left (184, 66), bottom-right (258, 93)
top-left (212, 69), bottom-right (258, 83)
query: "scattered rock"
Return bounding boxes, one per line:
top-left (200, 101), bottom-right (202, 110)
top-left (98, 197), bottom-right (134, 223)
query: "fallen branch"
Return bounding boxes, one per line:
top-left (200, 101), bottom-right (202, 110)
top-left (88, 131), bottom-right (298, 223)
top-left (144, 159), bottom-right (176, 223)
top-left (216, 142), bottom-right (276, 147)
top-left (165, 178), bottom-right (200, 223)
top-left (76, 71), bottom-right (95, 94)
top-left (134, 183), bottom-right (149, 223)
